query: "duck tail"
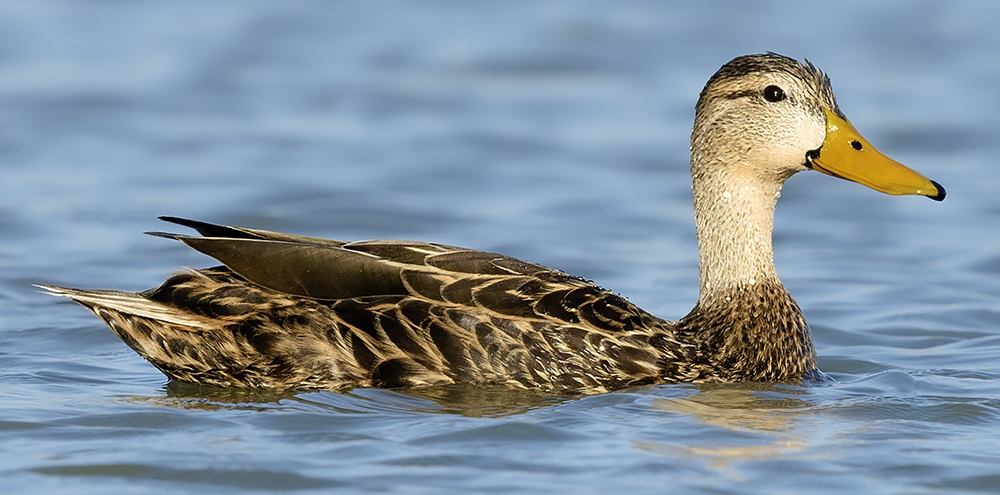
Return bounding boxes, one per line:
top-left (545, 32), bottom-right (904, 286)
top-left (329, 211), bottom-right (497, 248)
top-left (36, 284), bottom-right (260, 385)
top-left (35, 285), bottom-right (213, 330)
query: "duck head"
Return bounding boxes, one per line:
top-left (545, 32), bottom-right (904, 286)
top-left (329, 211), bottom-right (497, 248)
top-left (691, 53), bottom-right (944, 201)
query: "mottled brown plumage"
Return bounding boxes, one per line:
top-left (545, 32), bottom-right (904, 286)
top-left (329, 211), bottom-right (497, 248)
top-left (40, 53), bottom-right (943, 394)
top-left (46, 223), bottom-right (694, 393)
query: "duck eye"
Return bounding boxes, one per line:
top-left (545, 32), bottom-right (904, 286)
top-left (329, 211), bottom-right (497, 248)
top-left (763, 85), bottom-right (786, 102)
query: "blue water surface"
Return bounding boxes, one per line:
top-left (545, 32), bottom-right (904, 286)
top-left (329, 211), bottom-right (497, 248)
top-left (2, 1), bottom-right (1000, 494)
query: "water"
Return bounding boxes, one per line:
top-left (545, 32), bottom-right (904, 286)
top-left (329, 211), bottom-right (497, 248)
top-left (3, 1), bottom-right (1000, 493)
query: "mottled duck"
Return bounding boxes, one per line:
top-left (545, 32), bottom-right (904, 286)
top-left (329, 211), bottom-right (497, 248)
top-left (40, 53), bottom-right (944, 394)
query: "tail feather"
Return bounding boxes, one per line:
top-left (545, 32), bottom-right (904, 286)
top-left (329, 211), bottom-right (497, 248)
top-left (35, 285), bottom-right (213, 330)
top-left (36, 284), bottom-right (268, 386)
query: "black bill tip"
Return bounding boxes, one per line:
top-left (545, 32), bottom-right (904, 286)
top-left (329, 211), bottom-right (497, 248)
top-left (928, 180), bottom-right (946, 201)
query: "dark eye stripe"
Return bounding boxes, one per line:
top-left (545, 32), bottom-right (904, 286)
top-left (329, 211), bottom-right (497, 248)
top-left (719, 87), bottom-right (790, 102)
top-left (721, 90), bottom-right (760, 100)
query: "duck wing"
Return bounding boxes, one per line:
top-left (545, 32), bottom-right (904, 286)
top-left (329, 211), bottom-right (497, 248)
top-left (151, 217), bottom-right (569, 302)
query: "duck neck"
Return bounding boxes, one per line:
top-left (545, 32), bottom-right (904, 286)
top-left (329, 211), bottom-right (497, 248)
top-left (691, 165), bottom-right (784, 306)
top-left (678, 159), bottom-right (816, 381)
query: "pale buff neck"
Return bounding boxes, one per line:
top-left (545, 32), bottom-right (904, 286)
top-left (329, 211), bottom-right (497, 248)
top-left (690, 163), bottom-right (787, 307)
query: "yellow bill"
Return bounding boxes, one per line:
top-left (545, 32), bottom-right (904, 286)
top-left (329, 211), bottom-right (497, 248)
top-left (808, 108), bottom-right (945, 201)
